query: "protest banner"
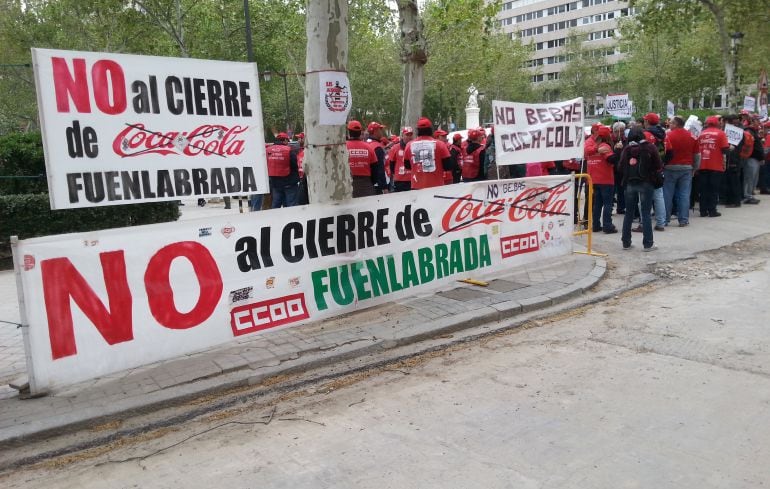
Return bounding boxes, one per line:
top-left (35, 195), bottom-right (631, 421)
top-left (684, 115), bottom-right (702, 138)
top-left (492, 98), bottom-right (584, 166)
top-left (32, 48), bottom-right (268, 209)
top-left (667, 101), bottom-right (675, 119)
top-left (13, 177), bottom-right (575, 392)
top-left (743, 96), bottom-right (756, 113)
top-left (605, 93), bottom-right (633, 119)
top-left (724, 123), bottom-right (744, 146)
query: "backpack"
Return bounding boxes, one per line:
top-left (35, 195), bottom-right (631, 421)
top-left (739, 130), bottom-right (754, 159)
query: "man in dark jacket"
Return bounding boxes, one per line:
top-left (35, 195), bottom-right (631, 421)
top-left (619, 126), bottom-right (663, 251)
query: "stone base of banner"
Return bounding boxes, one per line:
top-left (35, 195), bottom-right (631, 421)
top-left (465, 107), bottom-right (480, 130)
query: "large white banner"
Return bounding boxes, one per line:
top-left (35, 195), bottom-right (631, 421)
top-left (492, 98), bottom-right (585, 165)
top-left (32, 48), bottom-right (269, 209)
top-left (605, 93), bottom-right (633, 119)
top-left (14, 178), bottom-right (574, 392)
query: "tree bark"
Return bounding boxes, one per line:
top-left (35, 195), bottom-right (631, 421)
top-left (397, 0), bottom-right (427, 130)
top-left (699, 0), bottom-right (736, 109)
top-left (304, 0), bottom-right (352, 204)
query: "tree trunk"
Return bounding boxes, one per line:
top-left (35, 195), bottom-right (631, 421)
top-left (397, 0), bottom-right (427, 130)
top-left (700, 0), bottom-right (736, 109)
top-left (304, 0), bottom-right (352, 204)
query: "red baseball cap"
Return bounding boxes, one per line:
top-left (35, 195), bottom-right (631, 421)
top-left (347, 120), bottom-right (362, 131)
top-left (296, 132), bottom-right (305, 139)
top-left (276, 132), bottom-right (289, 140)
top-left (401, 126), bottom-right (414, 135)
top-left (434, 129), bottom-right (448, 137)
top-left (644, 113), bottom-right (660, 125)
top-left (705, 116), bottom-right (720, 127)
top-left (452, 133), bottom-right (462, 141)
top-left (416, 117), bottom-right (432, 129)
top-left (596, 126), bottom-right (612, 138)
top-left (390, 135), bottom-right (400, 142)
top-left (367, 121), bottom-right (384, 133)
top-left (468, 129), bottom-right (480, 140)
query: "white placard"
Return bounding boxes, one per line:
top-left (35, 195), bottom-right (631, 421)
top-left (605, 93), bottom-right (633, 118)
top-left (760, 105), bottom-right (768, 120)
top-left (744, 96), bottom-right (756, 112)
top-left (724, 123), bottom-right (744, 146)
top-left (666, 100), bottom-right (675, 119)
top-left (684, 115), bottom-right (702, 138)
top-left (319, 71), bottom-right (352, 125)
top-left (492, 98), bottom-right (584, 165)
top-left (32, 48), bottom-right (268, 209)
top-left (15, 177), bottom-right (574, 392)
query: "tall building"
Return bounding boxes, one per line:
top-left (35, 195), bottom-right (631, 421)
top-left (497, 0), bottom-right (631, 84)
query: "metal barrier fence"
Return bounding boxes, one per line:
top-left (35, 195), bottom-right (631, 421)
top-left (572, 173), bottom-right (606, 257)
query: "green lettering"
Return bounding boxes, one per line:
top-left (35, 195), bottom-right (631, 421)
top-left (366, 257), bottom-right (390, 297)
top-left (330, 264), bottom-right (355, 306)
top-left (449, 239), bottom-right (464, 275)
top-left (479, 234), bottom-right (491, 268)
top-left (435, 243), bottom-right (449, 279)
top-left (350, 261), bottom-right (371, 301)
top-left (311, 269), bottom-right (330, 311)
top-left (386, 255), bottom-right (403, 292)
top-left (401, 251), bottom-right (418, 288)
top-left (464, 237), bottom-right (478, 271)
top-left (417, 247), bottom-right (434, 283)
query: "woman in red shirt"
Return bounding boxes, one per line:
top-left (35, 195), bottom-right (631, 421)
top-left (587, 126), bottom-right (617, 233)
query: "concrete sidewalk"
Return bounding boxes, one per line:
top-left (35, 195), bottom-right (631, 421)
top-left (0, 198), bottom-right (606, 445)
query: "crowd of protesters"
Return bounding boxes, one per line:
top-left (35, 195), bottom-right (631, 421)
top-left (258, 110), bottom-right (770, 252)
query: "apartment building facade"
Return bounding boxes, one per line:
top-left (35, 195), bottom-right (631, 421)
top-left (498, 0), bottom-right (631, 84)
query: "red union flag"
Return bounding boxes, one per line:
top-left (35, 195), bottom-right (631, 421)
top-left (501, 231), bottom-right (539, 258)
top-left (230, 293), bottom-right (310, 337)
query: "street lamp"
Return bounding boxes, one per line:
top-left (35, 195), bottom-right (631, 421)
top-left (260, 70), bottom-right (291, 134)
top-left (731, 32), bottom-right (744, 110)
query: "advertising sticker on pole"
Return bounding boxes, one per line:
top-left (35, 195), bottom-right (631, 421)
top-left (318, 71), bottom-right (352, 125)
top-left (32, 48), bottom-right (269, 209)
top-left (14, 177), bottom-right (574, 392)
top-left (492, 98), bottom-right (584, 166)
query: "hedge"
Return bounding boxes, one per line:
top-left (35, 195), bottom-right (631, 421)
top-left (0, 193), bottom-right (180, 255)
top-left (0, 131), bottom-right (47, 195)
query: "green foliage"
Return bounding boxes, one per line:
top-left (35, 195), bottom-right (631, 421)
top-left (0, 131), bottom-right (47, 194)
top-left (0, 194), bottom-right (180, 258)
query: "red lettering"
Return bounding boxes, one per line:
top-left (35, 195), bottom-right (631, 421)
top-left (144, 242), bottom-right (223, 329)
top-left (41, 251), bottom-right (133, 359)
top-left (52, 57), bottom-right (91, 113)
top-left (501, 232), bottom-right (540, 258)
top-left (230, 294), bottom-right (310, 337)
top-left (91, 60), bottom-right (126, 115)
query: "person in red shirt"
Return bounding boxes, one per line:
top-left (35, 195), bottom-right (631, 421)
top-left (296, 132), bottom-right (309, 205)
top-left (697, 116), bottom-right (730, 217)
top-left (662, 116), bottom-right (699, 226)
top-left (587, 126), bottom-right (617, 233)
top-left (434, 130), bottom-right (455, 184)
top-left (266, 132), bottom-right (300, 208)
top-left (450, 133), bottom-right (464, 183)
top-left (462, 129), bottom-right (487, 182)
top-left (387, 126), bottom-right (414, 192)
top-left (403, 117), bottom-right (455, 190)
top-left (366, 121), bottom-right (388, 194)
top-left (346, 120), bottom-right (387, 197)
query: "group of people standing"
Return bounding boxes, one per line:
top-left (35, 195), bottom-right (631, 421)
top-left (585, 111), bottom-right (770, 251)
top-left (261, 116), bottom-right (497, 209)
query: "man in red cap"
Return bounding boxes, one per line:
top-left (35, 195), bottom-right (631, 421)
top-left (347, 120), bottom-right (387, 197)
top-left (403, 117), bottom-right (455, 189)
top-left (662, 116), bottom-right (699, 226)
top-left (387, 126), bottom-right (414, 192)
top-left (434, 129), bottom-right (454, 184)
top-left (697, 116), bottom-right (730, 217)
top-left (462, 129), bottom-right (487, 182)
top-left (366, 121), bottom-right (389, 194)
top-left (265, 132), bottom-right (300, 208)
top-left (587, 125), bottom-right (617, 233)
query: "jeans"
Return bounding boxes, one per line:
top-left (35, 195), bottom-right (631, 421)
top-left (652, 187), bottom-right (665, 227)
top-left (744, 158), bottom-right (760, 199)
top-left (592, 184), bottom-right (615, 231)
top-left (663, 168), bottom-right (692, 224)
top-left (270, 181), bottom-right (299, 208)
top-left (699, 170), bottom-right (722, 216)
top-left (623, 181), bottom-right (654, 249)
top-left (248, 194), bottom-right (264, 211)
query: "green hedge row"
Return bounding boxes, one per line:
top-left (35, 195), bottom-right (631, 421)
top-left (0, 131), bottom-right (47, 195)
top-left (0, 193), bottom-right (180, 249)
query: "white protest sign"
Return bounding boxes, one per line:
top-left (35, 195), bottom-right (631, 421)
top-left (760, 104), bottom-right (768, 119)
top-left (667, 100), bottom-right (675, 119)
top-left (15, 177), bottom-right (574, 392)
top-left (605, 93), bottom-right (632, 118)
top-left (684, 115), bottom-right (702, 138)
top-left (32, 48), bottom-right (268, 209)
top-left (319, 71), bottom-right (352, 125)
top-left (724, 123), bottom-right (744, 146)
top-left (744, 96), bottom-right (756, 112)
top-left (492, 98), bottom-right (584, 165)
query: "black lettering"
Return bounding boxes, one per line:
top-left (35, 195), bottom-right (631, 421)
top-left (525, 108), bottom-right (537, 125)
top-left (210, 168), bottom-right (226, 193)
top-left (207, 79), bottom-right (223, 116)
top-left (105, 171), bottom-right (120, 201)
top-left (305, 218), bottom-right (318, 259)
top-left (131, 80), bottom-right (151, 113)
top-left (242, 167), bottom-right (258, 193)
top-left (396, 205), bottom-right (414, 241)
top-left (122, 171), bottom-right (142, 200)
top-left (67, 173), bottom-right (82, 203)
top-left (83, 173), bottom-right (105, 203)
top-left (357, 211), bottom-right (375, 249)
top-left (336, 214), bottom-right (356, 253)
top-left (157, 170), bottom-right (174, 197)
top-left (239, 81), bottom-right (252, 117)
top-left (223, 81), bottom-right (239, 116)
top-left (225, 167), bottom-right (241, 192)
top-left (183, 77), bottom-right (194, 115)
top-left (376, 208), bottom-right (390, 245)
top-left (282, 222), bottom-right (303, 263)
top-left (165, 76), bottom-right (183, 115)
top-left (66, 120), bottom-right (84, 158)
top-left (193, 78), bottom-right (207, 115)
top-left (141, 171), bottom-right (156, 198)
top-left (318, 217), bottom-right (335, 256)
top-left (413, 208), bottom-right (432, 236)
top-left (259, 226), bottom-right (273, 268)
top-left (174, 169), bottom-right (192, 196)
top-left (82, 126), bottom-right (98, 158)
top-left (235, 236), bottom-right (260, 271)
top-left (192, 168), bottom-right (209, 194)
top-left (149, 75), bottom-right (160, 113)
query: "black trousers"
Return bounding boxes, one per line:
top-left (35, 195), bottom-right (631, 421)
top-left (699, 170), bottom-right (722, 216)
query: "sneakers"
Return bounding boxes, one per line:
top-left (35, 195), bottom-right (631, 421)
top-left (654, 225), bottom-right (665, 231)
top-left (678, 222), bottom-right (689, 227)
top-left (622, 244), bottom-right (633, 250)
top-left (603, 227), bottom-right (618, 234)
top-left (744, 198), bottom-right (760, 205)
top-left (709, 212), bottom-right (722, 217)
top-left (643, 245), bottom-right (658, 252)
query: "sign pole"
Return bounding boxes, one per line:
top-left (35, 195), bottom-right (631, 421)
top-left (11, 236), bottom-right (42, 396)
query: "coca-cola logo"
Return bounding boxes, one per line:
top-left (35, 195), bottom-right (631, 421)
top-left (441, 185), bottom-right (570, 233)
top-left (113, 123), bottom-right (248, 158)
